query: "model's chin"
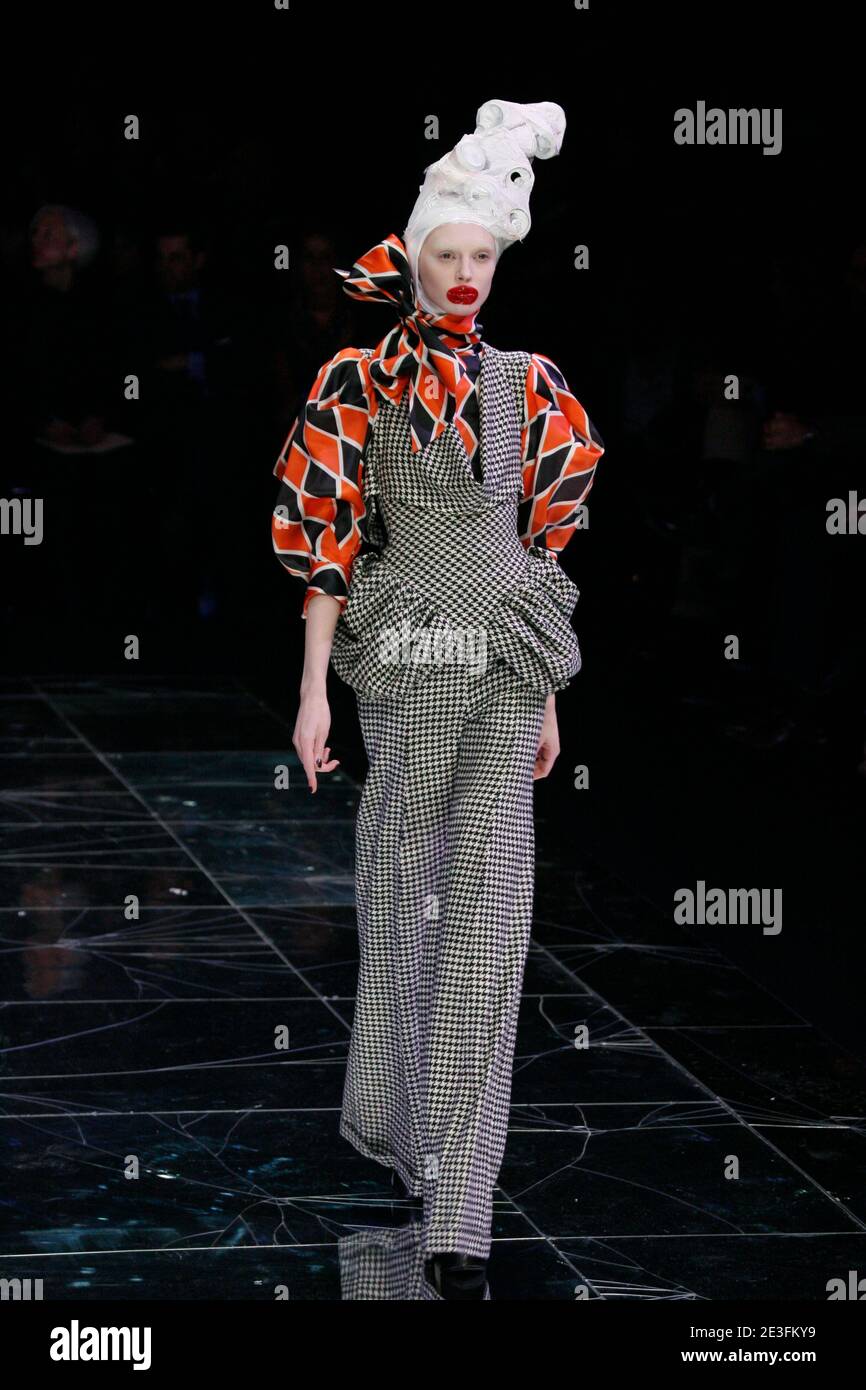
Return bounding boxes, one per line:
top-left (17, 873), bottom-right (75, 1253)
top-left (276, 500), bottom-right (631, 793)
top-left (441, 302), bottom-right (480, 318)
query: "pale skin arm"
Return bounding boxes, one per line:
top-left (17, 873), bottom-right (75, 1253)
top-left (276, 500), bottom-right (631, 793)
top-left (533, 693), bottom-right (559, 780)
top-left (293, 592), bottom-right (342, 793)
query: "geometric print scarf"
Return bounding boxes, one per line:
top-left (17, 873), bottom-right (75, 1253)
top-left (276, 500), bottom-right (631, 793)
top-left (334, 231), bottom-right (484, 457)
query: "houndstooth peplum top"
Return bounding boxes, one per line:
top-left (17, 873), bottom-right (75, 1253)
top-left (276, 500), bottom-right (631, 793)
top-left (272, 340), bottom-right (605, 701)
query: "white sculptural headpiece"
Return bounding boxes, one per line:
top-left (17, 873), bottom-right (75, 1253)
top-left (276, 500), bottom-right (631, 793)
top-left (403, 99), bottom-right (567, 314)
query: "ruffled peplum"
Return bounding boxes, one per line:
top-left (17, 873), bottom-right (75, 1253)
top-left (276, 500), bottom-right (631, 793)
top-left (486, 544), bottom-right (582, 694)
top-left (329, 551), bottom-right (456, 701)
top-left (329, 546), bottom-right (581, 701)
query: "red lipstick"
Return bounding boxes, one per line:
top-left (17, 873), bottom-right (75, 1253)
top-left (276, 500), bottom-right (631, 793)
top-left (447, 286), bottom-right (478, 303)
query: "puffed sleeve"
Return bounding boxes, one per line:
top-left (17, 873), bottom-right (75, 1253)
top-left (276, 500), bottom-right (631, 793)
top-left (271, 348), bottom-right (375, 619)
top-left (518, 352), bottom-right (605, 554)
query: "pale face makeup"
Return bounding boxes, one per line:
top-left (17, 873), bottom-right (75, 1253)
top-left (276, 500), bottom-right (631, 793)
top-left (416, 223), bottom-right (497, 319)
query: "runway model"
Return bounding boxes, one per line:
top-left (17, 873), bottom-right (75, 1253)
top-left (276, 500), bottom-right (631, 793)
top-left (272, 99), bottom-right (605, 1299)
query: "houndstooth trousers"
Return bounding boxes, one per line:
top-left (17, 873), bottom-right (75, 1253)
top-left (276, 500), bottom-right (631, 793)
top-left (332, 343), bottom-right (581, 1260)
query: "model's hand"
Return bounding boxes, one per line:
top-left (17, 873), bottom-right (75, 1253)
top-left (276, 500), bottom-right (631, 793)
top-left (293, 686), bottom-right (340, 793)
top-left (533, 695), bottom-right (560, 780)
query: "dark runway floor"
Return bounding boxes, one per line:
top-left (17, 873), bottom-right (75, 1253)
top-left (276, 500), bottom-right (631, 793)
top-left (1, 657), bottom-right (865, 1300)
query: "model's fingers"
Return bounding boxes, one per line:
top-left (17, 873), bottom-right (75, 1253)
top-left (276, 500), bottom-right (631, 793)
top-left (298, 738), bottom-right (318, 791)
top-left (314, 744), bottom-right (339, 774)
top-left (534, 745), bottom-right (555, 780)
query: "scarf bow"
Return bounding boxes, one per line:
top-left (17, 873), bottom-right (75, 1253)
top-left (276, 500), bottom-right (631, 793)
top-left (335, 232), bottom-right (483, 456)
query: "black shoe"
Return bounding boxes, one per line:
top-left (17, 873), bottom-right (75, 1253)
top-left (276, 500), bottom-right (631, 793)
top-left (424, 1252), bottom-right (489, 1300)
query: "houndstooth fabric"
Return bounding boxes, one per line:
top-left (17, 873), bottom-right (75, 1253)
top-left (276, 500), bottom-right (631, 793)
top-left (341, 657), bottom-right (546, 1261)
top-left (338, 1223), bottom-right (491, 1300)
top-left (336, 345), bottom-right (579, 1263)
top-left (330, 344), bottom-right (584, 700)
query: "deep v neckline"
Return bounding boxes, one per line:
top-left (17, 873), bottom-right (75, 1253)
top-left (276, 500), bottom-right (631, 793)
top-left (369, 341), bottom-right (498, 503)
top-left (428, 341), bottom-right (492, 496)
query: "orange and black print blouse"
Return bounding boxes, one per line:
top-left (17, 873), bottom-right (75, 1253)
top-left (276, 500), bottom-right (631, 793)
top-left (272, 346), bottom-right (605, 618)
